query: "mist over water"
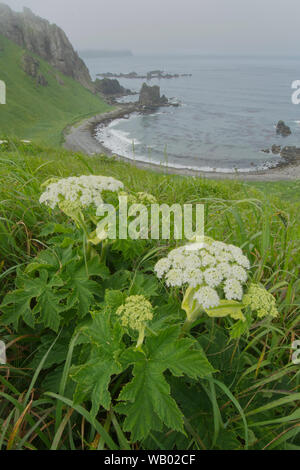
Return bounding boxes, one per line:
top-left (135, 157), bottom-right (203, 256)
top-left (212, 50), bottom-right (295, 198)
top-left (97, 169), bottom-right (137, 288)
top-left (85, 54), bottom-right (300, 172)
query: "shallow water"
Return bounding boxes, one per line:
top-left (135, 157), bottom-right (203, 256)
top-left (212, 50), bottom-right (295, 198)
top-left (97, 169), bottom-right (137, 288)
top-left (84, 54), bottom-right (300, 172)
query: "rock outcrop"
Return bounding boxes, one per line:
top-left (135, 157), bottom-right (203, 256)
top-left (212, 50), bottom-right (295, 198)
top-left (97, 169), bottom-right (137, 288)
top-left (276, 120), bottom-right (291, 137)
top-left (271, 144), bottom-right (281, 155)
top-left (280, 146), bottom-right (300, 163)
top-left (94, 78), bottom-right (131, 96)
top-left (262, 144), bottom-right (300, 164)
top-left (21, 53), bottom-right (48, 86)
top-left (139, 83), bottom-right (168, 108)
top-left (0, 3), bottom-right (93, 91)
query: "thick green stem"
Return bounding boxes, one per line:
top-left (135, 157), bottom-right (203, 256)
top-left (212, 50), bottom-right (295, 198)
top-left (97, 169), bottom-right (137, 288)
top-left (77, 214), bottom-right (93, 260)
top-left (181, 318), bottom-right (195, 335)
top-left (136, 327), bottom-right (145, 348)
top-left (100, 239), bottom-right (109, 264)
top-left (97, 412), bottom-right (112, 450)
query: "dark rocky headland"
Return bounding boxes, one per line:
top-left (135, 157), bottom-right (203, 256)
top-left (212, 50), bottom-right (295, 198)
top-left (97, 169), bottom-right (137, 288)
top-left (96, 70), bottom-right (192, 80)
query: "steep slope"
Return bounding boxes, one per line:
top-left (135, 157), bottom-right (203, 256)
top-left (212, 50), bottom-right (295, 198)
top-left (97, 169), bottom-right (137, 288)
top-left (0, 34), bottom-right (111, 146)
top-left (0, 3), bottom-right (93, 91)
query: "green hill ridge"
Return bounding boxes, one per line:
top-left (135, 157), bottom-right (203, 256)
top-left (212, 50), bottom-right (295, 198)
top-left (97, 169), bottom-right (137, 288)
top-left (0, 34), bottom-right (111, 146)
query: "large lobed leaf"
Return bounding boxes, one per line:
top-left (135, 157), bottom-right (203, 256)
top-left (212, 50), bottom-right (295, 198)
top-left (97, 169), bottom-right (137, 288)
top-left (116, 326), bottom-right (215, 441)
top-left (0, 247), bottom-right (109, 331)
top-left (70, 311), bottom-right (125, 417)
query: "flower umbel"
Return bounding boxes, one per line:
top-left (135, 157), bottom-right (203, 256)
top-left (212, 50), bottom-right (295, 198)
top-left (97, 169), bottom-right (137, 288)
top-left (243, 284), bottom-right (278, 318)
top-left (40, 175), bottom-right (124, 210)
top-left (116, 295), bottom-right (154, 347)
top-left (154, 238), bottom-right (250, 314)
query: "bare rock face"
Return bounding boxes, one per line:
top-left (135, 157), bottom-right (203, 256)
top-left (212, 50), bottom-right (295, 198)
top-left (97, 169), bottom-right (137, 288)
top-left (21, 54), bottom-right (39, 78)
top-left (0, 4), bottom-right (93, 91)
top-left (139, 83), bottom-right (168, 108)
top-left (21, 53), bottom-right (48, 86)
top-left (276, 120), bottom-right (291, 137)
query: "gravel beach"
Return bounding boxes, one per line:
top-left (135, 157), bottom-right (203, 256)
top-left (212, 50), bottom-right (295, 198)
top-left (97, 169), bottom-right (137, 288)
top-left (64, 109), bottom-right (300, 181)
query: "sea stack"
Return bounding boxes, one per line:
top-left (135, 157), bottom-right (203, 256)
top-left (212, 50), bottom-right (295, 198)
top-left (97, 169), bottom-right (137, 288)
top-left (139, 82), bottom-right (168, 108)
top-left (276, 120), bottom-right (291, 137)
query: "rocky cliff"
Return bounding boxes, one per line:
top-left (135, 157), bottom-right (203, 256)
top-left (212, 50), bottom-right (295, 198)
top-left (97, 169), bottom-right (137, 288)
top-left (0, 3), bottom-right (93, 91)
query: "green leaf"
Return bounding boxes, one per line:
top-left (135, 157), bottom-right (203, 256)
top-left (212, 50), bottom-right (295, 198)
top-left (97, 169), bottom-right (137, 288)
top-left (39, 223), bottom-right (73, 237)
top-left (25, 246), bottom-right (75, 274)
top-left (85, 256), bottom-right (110, 279)
top-left (70, 311), bottom-right (125, 417)
top-left (0, 272), bottom-right (65, 331)
top-left (117, 326), bottom-right (214, 441)
top-left (111, 239), bottom-right (147, 261)
top-left (117, 349), bottom-right (176, 441)
top-left (230, 312), bottom-right (252, 339)
top-left (129, 273), bottom-right (159, 298)
top-left (29, 331), bottom-right (72, 370)
top-left (0, 287), bottom-right (38, 328)
top-left (103, 270), bottom-right (132, 291)
top-left (147, 326), bottom-right (215, 379)
top-left (65, 259), bottom-right (108, 317)
top-left (104, 290), bottom-right (126, 313)
top-left (34, 280), bottom-right (65, 332)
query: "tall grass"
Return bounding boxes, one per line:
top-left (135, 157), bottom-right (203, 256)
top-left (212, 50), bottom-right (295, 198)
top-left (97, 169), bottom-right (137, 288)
top-left (0, 142), bottom-right (299, 450)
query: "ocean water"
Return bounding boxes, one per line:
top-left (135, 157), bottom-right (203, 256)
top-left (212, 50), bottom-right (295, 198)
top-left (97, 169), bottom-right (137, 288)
top-left (84, 55), bottom-right (300, 172)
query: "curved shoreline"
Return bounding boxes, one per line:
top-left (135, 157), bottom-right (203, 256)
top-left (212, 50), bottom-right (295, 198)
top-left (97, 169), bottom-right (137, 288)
top-left (63, 107), bottom-right (300, 181)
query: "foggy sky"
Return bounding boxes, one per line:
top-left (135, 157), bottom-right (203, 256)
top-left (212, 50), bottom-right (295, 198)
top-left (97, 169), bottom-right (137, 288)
top-left (2, 0), bottom-right (300, 55)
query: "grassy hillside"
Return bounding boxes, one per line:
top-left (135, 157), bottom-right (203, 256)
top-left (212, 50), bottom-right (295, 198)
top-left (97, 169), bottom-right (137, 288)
top-left (0, 34), bottom-right (111, 146)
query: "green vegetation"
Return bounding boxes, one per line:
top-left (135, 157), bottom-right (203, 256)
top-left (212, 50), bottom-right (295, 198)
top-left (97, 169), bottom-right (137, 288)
top-left (0, 141), bottom-right (299, 450)
top-left (0, 35), bottom-right (111, 146)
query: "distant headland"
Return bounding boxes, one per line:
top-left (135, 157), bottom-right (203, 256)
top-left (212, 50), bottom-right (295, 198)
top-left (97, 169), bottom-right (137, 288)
top-left (96, 70), bottom-right (192, 80)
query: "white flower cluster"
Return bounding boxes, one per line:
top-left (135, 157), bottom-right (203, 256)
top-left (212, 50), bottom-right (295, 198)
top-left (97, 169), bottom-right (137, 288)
top-left (39, 175), bottom-right (124, 209)
top-left (154, 239), bottom-right (250, 310)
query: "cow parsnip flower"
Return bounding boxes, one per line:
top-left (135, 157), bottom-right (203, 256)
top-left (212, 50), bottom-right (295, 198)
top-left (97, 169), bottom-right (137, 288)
top-left (183, 268), bottom-right (203, 288)
top-left (194, 286), bottom-right (220, 310)
top-left (154, 258), bottom-right (172, 278)
top-left (154, 238), bottom-right (255, 331)
top-left (203, 268), bottom-right (223, 288)
top-left (243, 284), bottom-right (278, 318)
top-left (165, 268), bottom-right (184, 287)
top-left (224, 279), bottom-right (244, 301)
top-left (40, 175), bottom-right (124, 210)
top-left (116, 295), bottom-right (154, 347)
top-left (154, 238), bottom-right (250, 312)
